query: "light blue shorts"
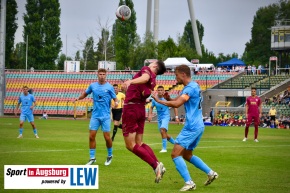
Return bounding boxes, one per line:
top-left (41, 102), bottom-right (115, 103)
top-left (20, 113), bottom-right (34, 122)
top-left (89, 117), bottom-right (111, 132)
top-left (158, 117), bottom-right (170, 131)
top-left (175, 126), bottom-right (204, 151)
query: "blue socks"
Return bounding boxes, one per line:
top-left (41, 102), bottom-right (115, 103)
top-left (168, 137), bottom-right (175, 144)
top-left (33, 129), bottom-right (37, 135)
top-left (189, 155), bottom-right (211, 174)
top-left (162, 138), bottom-right (167, 150)
top-left (19, 128), bottom-right (23, 135)
top-left (173, 156), bottom-right (191, 182)
top-left (107, 147), bottom-right (113, 157)
top-left (89, 149), bottom-right (96, 159)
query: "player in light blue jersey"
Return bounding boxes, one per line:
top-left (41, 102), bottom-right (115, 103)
top-left (74, 69), bottom-right (118, 166)
top-left (15, 86), bottom-right (39, 138)
top-left (148, 85), bottom-right (178, 153)
top-left (152, 65), bottom-right (218, 191)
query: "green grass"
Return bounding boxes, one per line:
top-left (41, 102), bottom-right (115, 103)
top-left (1, 117), bottom-right (290, 193)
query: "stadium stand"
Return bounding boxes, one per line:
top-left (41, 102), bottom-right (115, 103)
top-left (4, 70), bottom-right (239, 117)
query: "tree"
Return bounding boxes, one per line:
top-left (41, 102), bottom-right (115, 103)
top-left (157, 37), bottom-right (178, 60)
top-left (114, 0), bottom-right (137, 69)
top-left (242, 2), bottom-right (279, 65)
top-left (2, 0), bottom-right (18, 69)
top-left (23, 0), bottom-right (62, 70)
top-left (56, 53), bottom-right (72, 70)
top-left (10, 42), bottom-right (26, 69)
top-left (95, 18), bottom-right (115, 63)
top-left (180, 19), bottom-right (204, 51)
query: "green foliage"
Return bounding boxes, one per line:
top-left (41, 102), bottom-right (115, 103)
top-left (82, 37), bottom-right (96, 70)
top-left (23, 0), bottom-right (62, 70)
top-left (128, 32), bottom-right (157, 69)
top-left (0, 118), bottom-right (290, 193)
top-left (180, 19), bottom-right (204, 51)
top-left (3, 0), bottom-right (18, 69)
top-left (242, 1), bottom-right (287, 65)
top-left (56, 53), bottom-right (72, 70)
top-left (157, 37), bottom-right (178, 60)
top-left (10, 42), bottom-right (26, 69)
top-left (95, 29), bottom-right (115, 63)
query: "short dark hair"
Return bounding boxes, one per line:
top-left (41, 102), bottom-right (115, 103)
top-left (175, 64), bottom-right (191, 77)
top-left (98, 68), bottom-right (107, 73)
top-left (113, 84), bottom-right (118, 87)
top-left (156, 60), bottom-right (166, 75)
top-left (251, 87), bottom-right (257, 90)
top-left (157, 85), bottom-right (164, 89)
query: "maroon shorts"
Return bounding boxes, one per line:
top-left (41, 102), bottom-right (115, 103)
top-left (122, 104), bottom-right (146, 137)
top-left (247, 114), bottom-right (260, 125)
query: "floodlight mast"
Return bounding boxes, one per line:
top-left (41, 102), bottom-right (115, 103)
top-left (146, 0), bottom-right (202, 56)
top-left (0, 0), bottom-right (7, 116)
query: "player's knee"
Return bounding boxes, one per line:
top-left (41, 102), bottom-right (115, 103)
top-left (89, 135), bottom-right (95, 142)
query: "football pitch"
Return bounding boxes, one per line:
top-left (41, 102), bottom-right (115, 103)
top-left (1, 117), bottom-right (290, 193)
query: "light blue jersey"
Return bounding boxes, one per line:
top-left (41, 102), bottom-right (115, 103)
top-left (18, 93), bottom-right (35, 115)
top-left (152, 98), bottom-right (170, 131)
top-left (151, 98), bottom-right (170, 120)
top-left (86, 82), bottom-right (116, 119)
top-left (175, 81), bottom-right (204, 150)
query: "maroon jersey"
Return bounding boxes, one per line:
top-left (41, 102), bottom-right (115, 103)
top-left (246, 96), bottom-right (261, 115)
top-left (124, 66), bottom-right (156, 105)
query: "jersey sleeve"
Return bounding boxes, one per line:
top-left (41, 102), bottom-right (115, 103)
top-left (151, 99), bottom-right (156, 108)
top-left (85, 84), bottom-right (92, 95)
top-left (110, 86), bottom-right (117, 99)
top-left (31, 95), bottom-right (36, 102)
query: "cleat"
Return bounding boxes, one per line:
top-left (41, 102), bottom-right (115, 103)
top-left (180, 183), bottom-right (196, 191)
top-left (159, 149), bottom-right (167, 153)
top-left (254, 139), bottom-right (259, 142)
top-left (17, 134), bottom-right (23, 138)
top-left (104, 155), bottom-right (113, 166)
top-left (242, 138), bottom-right (247, 142)
top-left (155, 162), bottom-right (166, 183)
top-left (204, 171), bottom-right (218, 186)
top-left (86, 158), bottom-right (96, 165)
top-left (35, 135), bottom-right (39, 138)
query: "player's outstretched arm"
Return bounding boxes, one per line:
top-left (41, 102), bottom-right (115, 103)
top-left (74, 92), bottom-right (88, 103)
top-left (152, 94), bottom-right (188, 108)
top-left (148, 106), bottom-right (154, 122)
top-left (122, 73), bottom-right (150, 92)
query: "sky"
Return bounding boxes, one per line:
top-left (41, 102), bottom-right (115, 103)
top-left (14, 0), bottom-right (279, 58)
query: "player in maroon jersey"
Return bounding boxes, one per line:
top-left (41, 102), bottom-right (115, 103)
top-left (243, 87), bottom-right (262, 142)
top-left (121, 60), bottom-right (166, 183)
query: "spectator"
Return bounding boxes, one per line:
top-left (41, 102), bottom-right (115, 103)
top-left (209, 108), bottom-right (214, 124)
top-left (285, 64), bottom-right (289, 75)
top-left (41, 111), bottom-right (48, 120)
top-left (179, 114), bottom-right (185, 123)
top-left (265, 97), bottom-right (270, 105)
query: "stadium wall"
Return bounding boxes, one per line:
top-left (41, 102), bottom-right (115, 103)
top-left (202, 89), bottom-right (252, 115)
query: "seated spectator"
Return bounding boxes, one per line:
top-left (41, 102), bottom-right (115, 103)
top-left (264, 97), bottom-right (270, 105)
top-left (41, 111), bottom-right (48, 120)
top-left (262, 113), bottom-right (271, 128)
top-left (231, 113), bottom-right (239, 126)
top-left (179, 114), bottom-right (185, 122)
top-left (214, 111), bottom-right (223, 126)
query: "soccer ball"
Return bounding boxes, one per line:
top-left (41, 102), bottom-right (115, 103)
top-left (116, 5), bottom-right (131, 21)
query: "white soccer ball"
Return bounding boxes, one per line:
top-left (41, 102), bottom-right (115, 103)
top-left (116, 5), bottom-right (131, 21)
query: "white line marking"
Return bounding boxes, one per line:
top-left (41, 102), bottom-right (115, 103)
top-left (0, 149), bottom-right (85, 154)
top-left (1, 144), bottom-right (289, 154)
